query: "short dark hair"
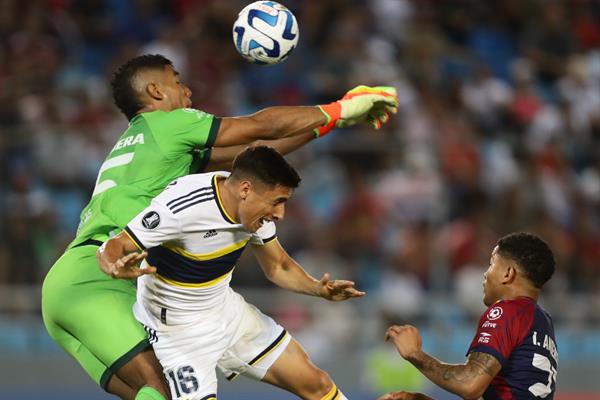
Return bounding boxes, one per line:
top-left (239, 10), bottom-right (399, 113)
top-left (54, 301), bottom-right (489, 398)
top-left (111, 54), bottom-right (173, 120)
top-left (496, 232), bottom-right (555, 288)
top-left (231, 146), bottom-right (301, 189)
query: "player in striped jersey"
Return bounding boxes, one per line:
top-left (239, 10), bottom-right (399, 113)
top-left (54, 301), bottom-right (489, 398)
top-left (98, 146), bottom-right (361, 400)
top-left (379, 232), bottom-right (557, 400)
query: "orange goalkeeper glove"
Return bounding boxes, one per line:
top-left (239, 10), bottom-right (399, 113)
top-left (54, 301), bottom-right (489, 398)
top-left (315, 85), bottom-right (398, 137)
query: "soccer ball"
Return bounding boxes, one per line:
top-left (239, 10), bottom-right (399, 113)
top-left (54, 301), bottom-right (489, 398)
top-left (232, 1), bottom-right (299, 65)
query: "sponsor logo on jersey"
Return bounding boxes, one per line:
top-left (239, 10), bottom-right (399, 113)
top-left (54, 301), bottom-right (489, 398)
top-left (203, 229), bottom-right (218, 238)
top-left (142, 211), bottom-right (161, 229)
top-left (482, 320), bottom-right (497, 329)
top-left (478, 332), bottom-right (492, 344)
top-left (487, 306), bottom-right (503, 321)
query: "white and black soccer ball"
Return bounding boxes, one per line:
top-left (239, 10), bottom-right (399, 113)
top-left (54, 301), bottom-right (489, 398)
top-left (232, 1), bottom-right (299, 65)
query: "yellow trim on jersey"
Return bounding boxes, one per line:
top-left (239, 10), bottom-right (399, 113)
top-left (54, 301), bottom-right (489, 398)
top-left (249, 331), bottom-right (289, 366)
top-left (213, 175), bottom-right (238, 223)
top-left (155, 269), bottom-right (234, 288)
top-left (123, 228), bottom-right (143, 251)
top-left (163, 238), bottom-right (250, 261)
top-left (321, 384), bottom-right (339, 400)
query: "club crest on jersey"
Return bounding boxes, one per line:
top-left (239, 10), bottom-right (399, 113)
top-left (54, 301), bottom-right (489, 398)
top-left (487, 306), bottom-right (503, 321)
top-left (142, 211), bottom-right (161, 229)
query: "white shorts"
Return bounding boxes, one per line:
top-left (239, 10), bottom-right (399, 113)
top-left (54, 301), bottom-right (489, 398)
top-left (142, 288), bottom-right (291, 400)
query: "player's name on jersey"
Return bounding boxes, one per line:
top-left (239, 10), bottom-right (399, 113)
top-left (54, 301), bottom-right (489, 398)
top-left (111, 133), bottom-right (145, 152)
top-left (533, 331), bottom-right (558, 361)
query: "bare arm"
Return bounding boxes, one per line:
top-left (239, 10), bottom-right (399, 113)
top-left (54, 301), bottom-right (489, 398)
top-left (385, 325), bottom-right (500, 400)
top-left (214, 86), bottom-right (399, 146)
top-left (204, 130), bottom-right (315, 172)
top-left (96, 231), bottom-right (154, 279)
top-left (407, 351), bottom-right (499, 399)
top-left (215, 106), bottom-right (325, 147)
top-left (250, 239), bottom-right (365, 301)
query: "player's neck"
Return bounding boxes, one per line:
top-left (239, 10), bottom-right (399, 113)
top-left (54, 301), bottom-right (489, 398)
top-left (136, 103), bottom-right (172, 115)
top-left (216, 176), bottom-right (239, 222)
top-left (501, 284), bottom-right (540, 302)
top-left (135, 106), bottom-right (156, 116)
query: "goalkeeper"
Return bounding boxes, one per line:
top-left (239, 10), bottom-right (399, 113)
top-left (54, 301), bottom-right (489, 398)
top-left (41, 54), bottom-right (397, 400)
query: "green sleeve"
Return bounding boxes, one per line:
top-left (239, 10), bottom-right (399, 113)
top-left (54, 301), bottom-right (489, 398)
top-left (189, 147), bottom-right (213, 174)
top-left (148, 108), bottom-right (221, 158)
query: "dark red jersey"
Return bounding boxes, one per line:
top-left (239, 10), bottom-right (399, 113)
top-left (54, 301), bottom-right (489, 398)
top-left (468, 297), bottom-right (558, 399)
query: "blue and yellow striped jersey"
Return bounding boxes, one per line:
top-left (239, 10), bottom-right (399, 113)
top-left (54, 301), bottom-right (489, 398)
top-left (126, 172), bottom-right (276, 320)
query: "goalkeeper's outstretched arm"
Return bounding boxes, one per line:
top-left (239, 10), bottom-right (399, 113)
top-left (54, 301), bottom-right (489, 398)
top-left (213, 86), bottom-right (398, 147)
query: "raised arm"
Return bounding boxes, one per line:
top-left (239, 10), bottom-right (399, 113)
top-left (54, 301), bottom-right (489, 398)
top-left (216, 106), bottom-right (324, 147)
top-left (204, 130), bottom-right (315, 172)
top-left (250, 239), bottom-right (365, 301)
top-left (214, 85), bottom-right (398, 147)
top-left (385, 325), bottom-right (501, 400)
top-left (96, 231), bottom-right (154, 279)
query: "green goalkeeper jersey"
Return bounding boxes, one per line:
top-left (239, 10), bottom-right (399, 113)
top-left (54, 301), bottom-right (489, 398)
top-left (71, 108), bottom-right (220, 248)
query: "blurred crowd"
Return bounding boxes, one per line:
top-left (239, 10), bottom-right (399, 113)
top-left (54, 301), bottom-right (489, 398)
top-left (1, 0), bottom-right (600, 327)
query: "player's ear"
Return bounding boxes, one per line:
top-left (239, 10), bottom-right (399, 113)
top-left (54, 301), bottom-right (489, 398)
top-left (146, 82), bottom-right (164, 100)
top-left (503, 264), bottom-right (517, 285)
top-left (239, 180), bottom-right (251, 200)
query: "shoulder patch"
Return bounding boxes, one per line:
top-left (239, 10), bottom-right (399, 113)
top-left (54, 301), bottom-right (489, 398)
top-left (142, 211), bottom-right (161, 229)
top-left (487, 306), bottom-right (503, 321)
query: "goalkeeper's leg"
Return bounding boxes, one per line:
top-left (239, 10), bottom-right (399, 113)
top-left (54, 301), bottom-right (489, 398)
top-left (42, 246), bottom-right (170, 400)
top-left (262, 338), bottom-right (348, 400)
top-left (112, 349), bottom-right (170, 400)
top-left (135, 386), bottom-right (167, 400)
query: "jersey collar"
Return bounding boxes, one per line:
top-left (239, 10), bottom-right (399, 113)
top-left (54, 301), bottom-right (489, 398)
top-left (212, 175), bottom-right (238, 224)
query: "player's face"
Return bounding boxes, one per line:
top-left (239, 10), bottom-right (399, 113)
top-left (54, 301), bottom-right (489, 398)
top-left (483, 246), bottom-right (507, 306)
top-left (160, 65), bottom-right (192, 110)
top-left (238, 184), bottom-right (292, 232)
